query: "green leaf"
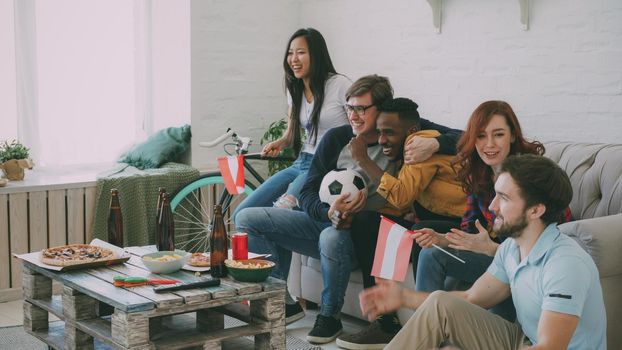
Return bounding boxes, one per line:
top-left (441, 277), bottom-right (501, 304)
top-left (0, 139), bottom-right (30, 163)
top-left (260, 118), bottom-right (294, 176)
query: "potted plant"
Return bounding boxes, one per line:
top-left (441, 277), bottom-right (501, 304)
top-left (0, 140), bottom-right (34, 181)
top-left (260, 118), bottom-right (295, 176)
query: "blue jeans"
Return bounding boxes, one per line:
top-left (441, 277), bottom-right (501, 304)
top-left (416, 247), bottom-right (517, 321)
top-left (232, 152), bottom-right (313, 220)
top-left (235, 207), bottom-right (356, 317)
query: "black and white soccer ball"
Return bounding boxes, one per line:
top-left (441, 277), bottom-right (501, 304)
top-left (319, 169), bottom-right (367, 205)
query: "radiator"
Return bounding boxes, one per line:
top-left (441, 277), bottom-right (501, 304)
top-left (0, 185), bottom-right (97, 300)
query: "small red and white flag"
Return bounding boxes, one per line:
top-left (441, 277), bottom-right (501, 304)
top-left (371, 216), bottom-right (414, 282)
top-left (217, 155), bottom-right (245, 195)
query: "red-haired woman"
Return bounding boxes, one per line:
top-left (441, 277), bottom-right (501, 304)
top-left (412, 100), bottom-right (572, 321)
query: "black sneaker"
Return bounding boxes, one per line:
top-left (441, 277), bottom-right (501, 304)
top-left (285, 302), bottom-right (305, 325)
top-left (336, 320), bottom-right (397, 349)
top-left (307, 314), bottom-right (343, 344)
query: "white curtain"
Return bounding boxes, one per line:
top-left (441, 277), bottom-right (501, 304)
top-left (0, 0), bottom-right (18, 142)
top-left (4, 0), bottom-right (190, 167)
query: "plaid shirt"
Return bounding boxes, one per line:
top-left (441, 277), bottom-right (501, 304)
top-left (460, 191), bottom-right (573, 243)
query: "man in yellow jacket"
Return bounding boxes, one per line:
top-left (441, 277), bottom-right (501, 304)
top-left (336, 97), bottom-right (466, 349)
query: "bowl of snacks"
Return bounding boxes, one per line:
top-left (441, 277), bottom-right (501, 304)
top-left (141, 250), bottom-right (190, 274)
top-left (225, 259), bottom-right (275, 282)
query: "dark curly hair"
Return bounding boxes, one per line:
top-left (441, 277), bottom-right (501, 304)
top-left (377, 97), bottom-right (421, 129)
top-left (455, 100), bottom-right (544, 196)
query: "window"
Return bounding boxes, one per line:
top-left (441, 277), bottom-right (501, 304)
top-left (0, 0), bottom-right (18, 143)
top-left (3, 0), bottom-right (189, 167)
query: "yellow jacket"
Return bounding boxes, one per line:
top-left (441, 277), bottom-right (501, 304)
top-left (376, 130), bottom-right (466, 218)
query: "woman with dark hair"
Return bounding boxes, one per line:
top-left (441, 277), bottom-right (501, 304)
top-left (411, 100), bottom-right (571, 321)
top-left (233, 28), bottom-right (351, 219)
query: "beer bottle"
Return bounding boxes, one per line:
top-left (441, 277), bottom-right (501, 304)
top-left (107, 189), bottom-right (124, 247)
top-left (156, 193), bottom-right (175, 251)
top-left (210, 205), bottom-right (228, 277)
top-left (155, 187), bottom-right (165, 219)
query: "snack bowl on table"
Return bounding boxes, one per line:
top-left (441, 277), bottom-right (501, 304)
top-left (224, 259), bottom-right (275, 282)
top-left (141, 250), bottom-right (190, 274)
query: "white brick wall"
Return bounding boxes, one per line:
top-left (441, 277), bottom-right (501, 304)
top-left (191, 0), bottom-right (622, 168)
top-left (191, 0), bottom-right (300, 169)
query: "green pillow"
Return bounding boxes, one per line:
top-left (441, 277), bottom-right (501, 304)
top-left (119, 124), bottom-right (191, 169)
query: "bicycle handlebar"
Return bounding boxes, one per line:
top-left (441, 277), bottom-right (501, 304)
top-left (198, 128), bottom-right (294, 161)
top-left (244, 152), bottom-right (296, 162)
top-left (199, 128), bottom-right (234, 148)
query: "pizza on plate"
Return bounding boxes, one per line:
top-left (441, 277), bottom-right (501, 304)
top-left (188, 252), bottom-right (210, 267)
top-left (41, 244), bottom-right (116, 267)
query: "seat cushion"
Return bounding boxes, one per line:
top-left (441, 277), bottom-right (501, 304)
top-left (559, 213), bottom-right (622, 277)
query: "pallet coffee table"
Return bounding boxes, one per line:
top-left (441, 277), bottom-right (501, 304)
top-left (20, 246), bottom-right (286, 349)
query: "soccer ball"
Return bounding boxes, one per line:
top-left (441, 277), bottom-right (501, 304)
top-left (319, 169), bottom-right (367, 205)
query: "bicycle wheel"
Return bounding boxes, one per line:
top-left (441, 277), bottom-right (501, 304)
top-left (171, 172), bottom-right (256, 253)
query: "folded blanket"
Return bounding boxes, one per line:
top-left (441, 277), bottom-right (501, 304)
top-left (92, 162), bottom-right (200, 247)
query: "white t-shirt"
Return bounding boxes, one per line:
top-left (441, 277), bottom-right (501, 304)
top-left (287, 74), bottom-right (351, 154)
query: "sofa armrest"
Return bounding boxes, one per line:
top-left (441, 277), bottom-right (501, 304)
top-left (558, 213), bottom-right (622, 277)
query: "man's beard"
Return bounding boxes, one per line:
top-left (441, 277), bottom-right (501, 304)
top-left (495, 213), bottom-right (529, 239)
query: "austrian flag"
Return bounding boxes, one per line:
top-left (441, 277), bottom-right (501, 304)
top-left (217, 155), bottom-right (245, 195)
top-left (371, 216), bottom-right (415, 282)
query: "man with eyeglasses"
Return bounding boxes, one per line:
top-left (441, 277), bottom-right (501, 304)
top-left (236, 74), bottom-right (461, 344)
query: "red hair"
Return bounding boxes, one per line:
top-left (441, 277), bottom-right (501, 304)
top-left (455, 101), bottom-right (544, 196)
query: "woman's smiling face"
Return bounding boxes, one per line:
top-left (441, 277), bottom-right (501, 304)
top-left (475, 114), bottom-right (515, 170)
top-left (287, 36), bottom-right (310, 80)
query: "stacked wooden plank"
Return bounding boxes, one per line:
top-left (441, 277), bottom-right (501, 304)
top-left (20, 245), bottom-right (286, 350)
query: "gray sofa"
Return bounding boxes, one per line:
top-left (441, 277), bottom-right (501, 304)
top-left (287, 141), bottom-right (622, 348)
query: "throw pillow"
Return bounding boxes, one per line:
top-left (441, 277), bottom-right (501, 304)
top-left (558, 213), bottom-right (622, 277)
top-left (119, 124), bottom-right (191, 169)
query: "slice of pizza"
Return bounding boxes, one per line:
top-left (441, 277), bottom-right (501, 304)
top-left (188, 252), bottom-right (210, 267)
top-left (41, 244), bottom-right (116, 267)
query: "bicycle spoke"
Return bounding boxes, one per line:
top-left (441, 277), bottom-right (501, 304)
top-left (174, 214), bottom-right (209, 227)
top-left (187, 233), bottom-right (209, 253)
top-left (175, 227), bottom-right (210, 238)
top-left (171, 174), bottom-right (255, 254)
top-left (177, 192), bottom-right (210, 225)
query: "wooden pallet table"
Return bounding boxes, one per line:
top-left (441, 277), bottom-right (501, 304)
top-left (20, 246), bottom-right (286, 350)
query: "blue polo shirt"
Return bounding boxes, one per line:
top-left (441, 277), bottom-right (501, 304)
top-left (488, 223), bottom-right (606, 350)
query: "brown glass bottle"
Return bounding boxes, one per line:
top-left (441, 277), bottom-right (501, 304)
top-left (155, 187), bottom-right (166, 219)
top-left (210, 205), bottom-right (228, 277)
top-left (156, 192), bottom-right (175, 251)
top-left (107, 189), bottom-right (124, 247)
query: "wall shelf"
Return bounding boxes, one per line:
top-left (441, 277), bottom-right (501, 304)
top-left (426, 0), bottom-right (442, 34)
top-left (426, 0), bottom-right (530, 33)
top-left (519, 0), bottom-right (530, 30)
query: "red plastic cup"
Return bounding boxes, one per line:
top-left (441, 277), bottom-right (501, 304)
top-left (232, 232), bottom-right (248, 260)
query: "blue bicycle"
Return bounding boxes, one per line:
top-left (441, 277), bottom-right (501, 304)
top-left (171, 129), bottom-right (294, 253)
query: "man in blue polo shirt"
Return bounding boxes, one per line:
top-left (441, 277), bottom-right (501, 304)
top-left (359, 154), bottom-right (606, 349)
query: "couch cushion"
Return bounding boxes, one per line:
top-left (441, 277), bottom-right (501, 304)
top-left (545, 141), bottom-right (622, 220)
top-left (559, 213), bottom-right (622, 277)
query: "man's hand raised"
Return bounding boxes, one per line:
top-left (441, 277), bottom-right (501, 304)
top-left (359, 280), bottom-right (404, 320)
top-left (349, 135), bottom-right (369, 164)
top-left (446, 220), bottom-right (498, 257)
top-left (404, 136), bottom-right (439, 165)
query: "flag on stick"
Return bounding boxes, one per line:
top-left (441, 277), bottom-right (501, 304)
top-left (217, 155), bottom-right (245, 195)
top-left (371, 216), bottom-right (414, 282)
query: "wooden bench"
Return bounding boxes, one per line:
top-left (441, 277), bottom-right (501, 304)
top-left (21, 245), bottom-right (286, 349)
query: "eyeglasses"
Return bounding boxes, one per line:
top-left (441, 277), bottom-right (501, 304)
top-left (346, 104), bottom-right (375, 116)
